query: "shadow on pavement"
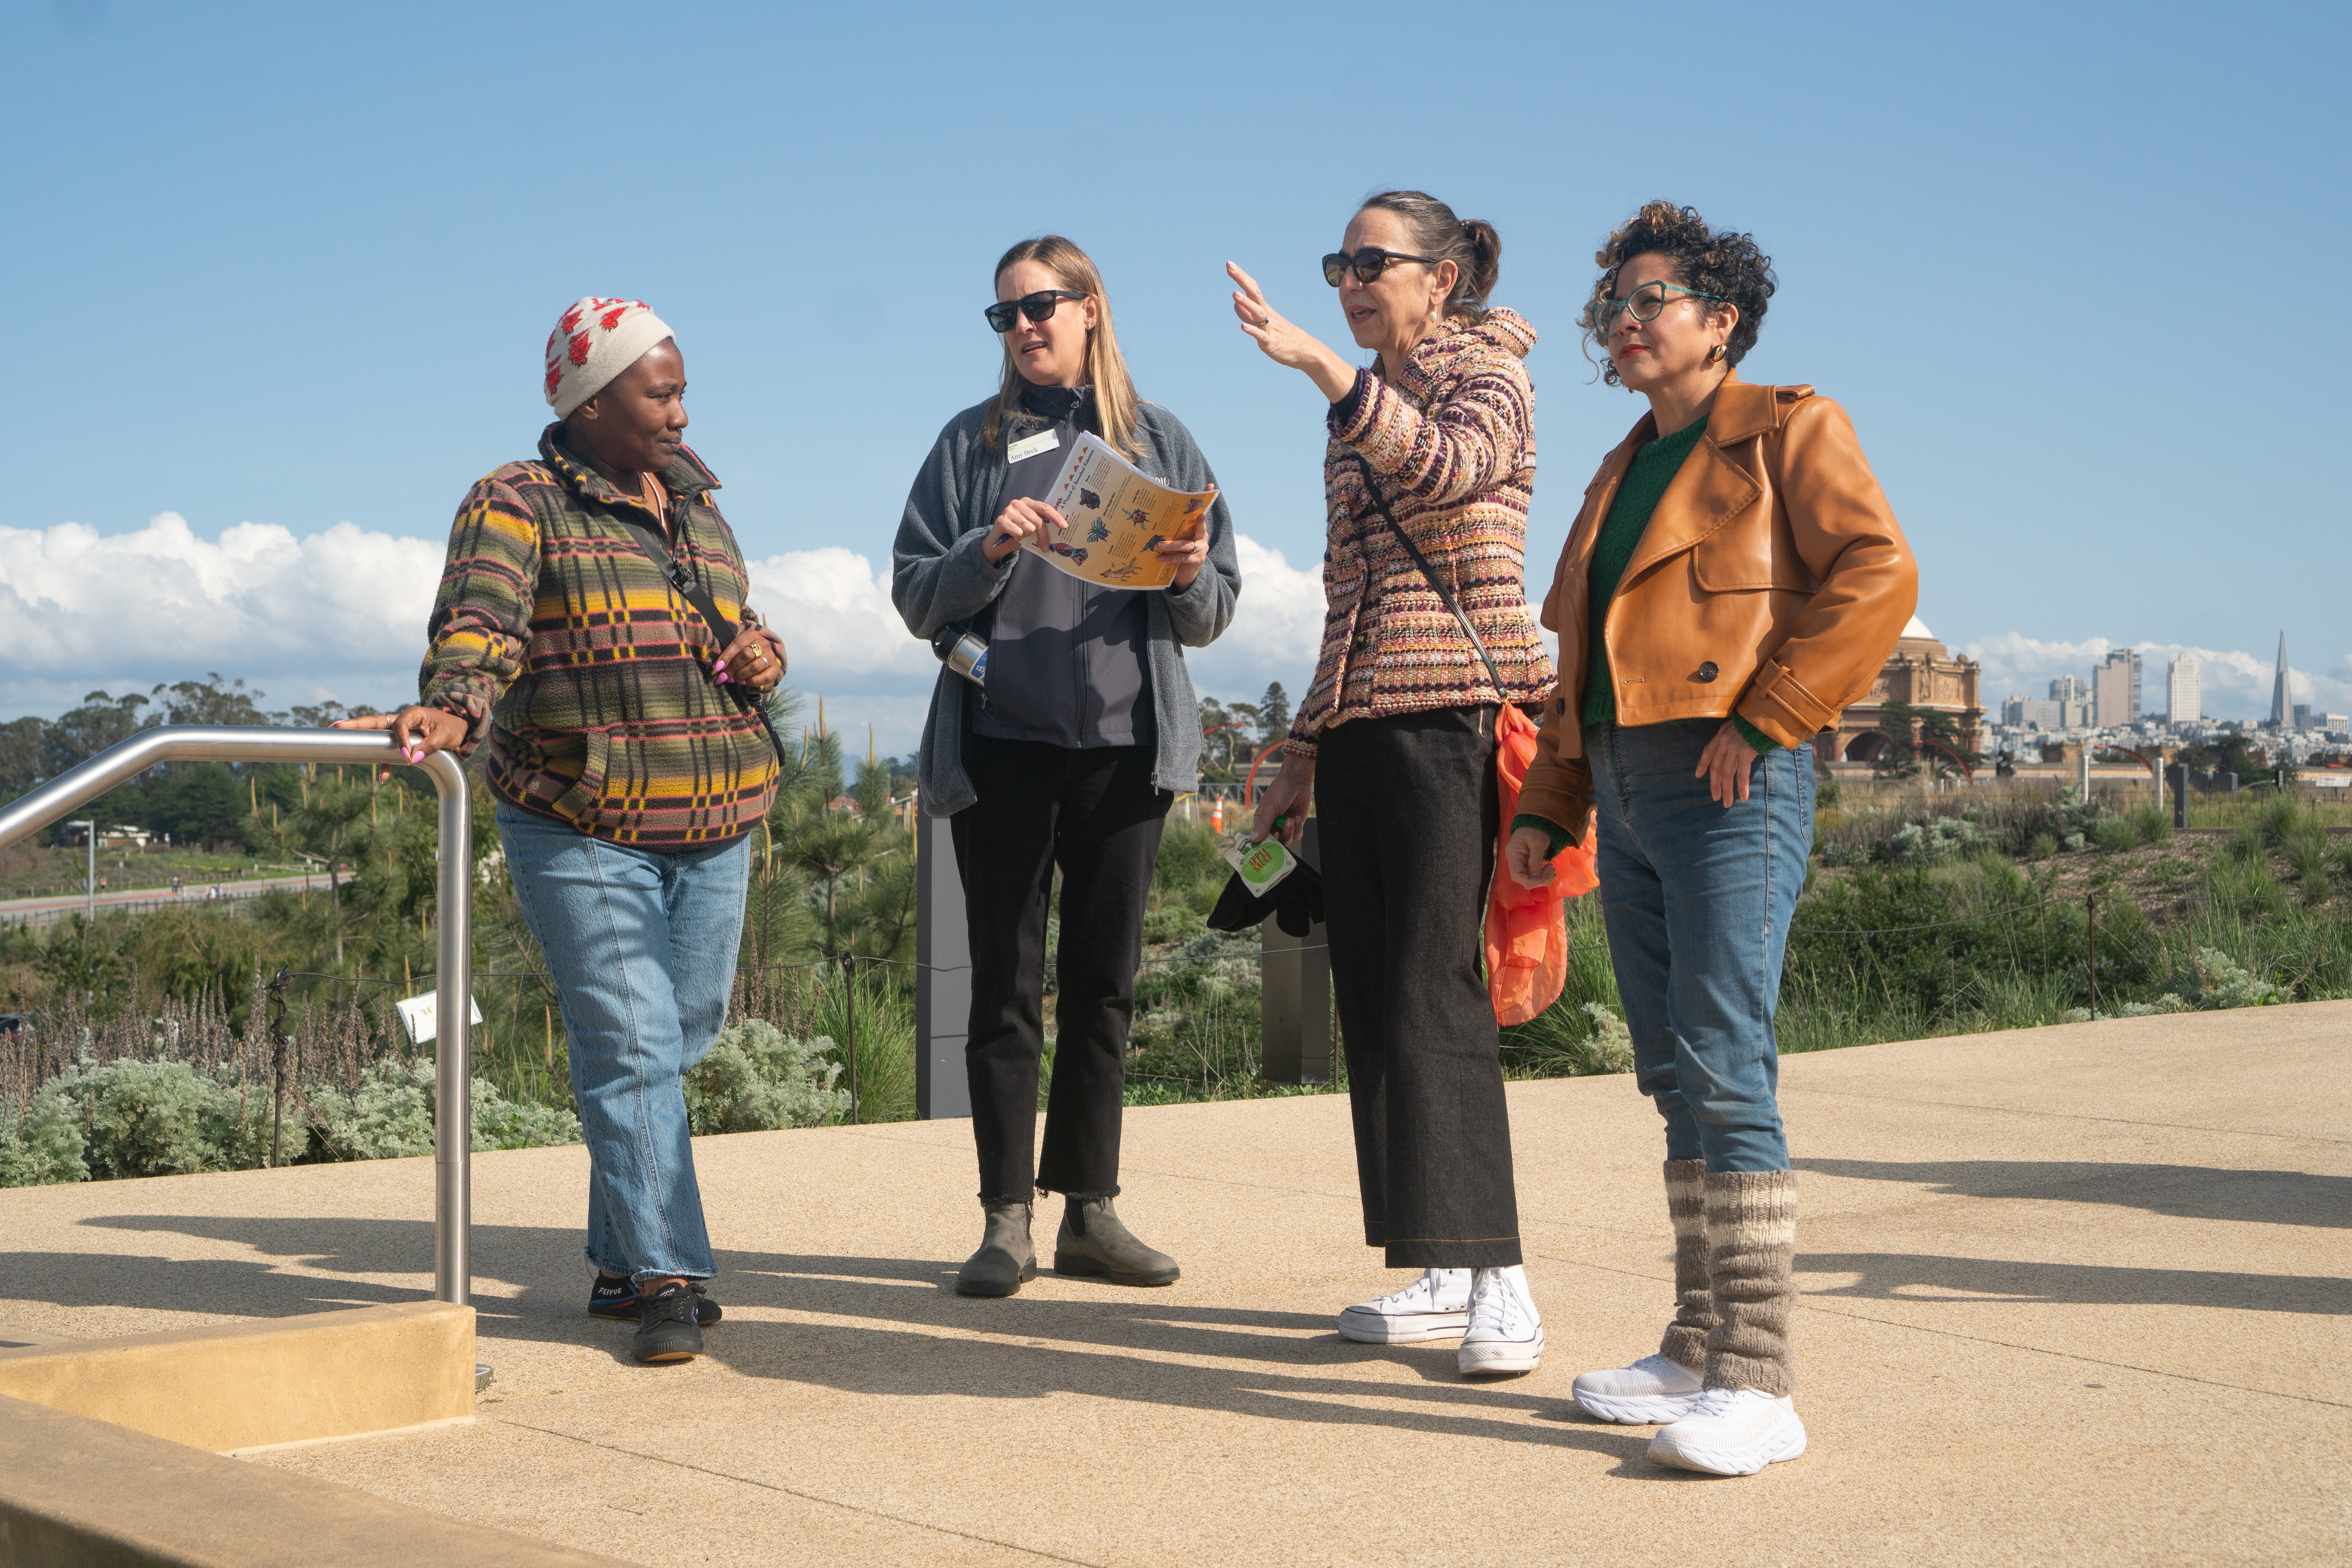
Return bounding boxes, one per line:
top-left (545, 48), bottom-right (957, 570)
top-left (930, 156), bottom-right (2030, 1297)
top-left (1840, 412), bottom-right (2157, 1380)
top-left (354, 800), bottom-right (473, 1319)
top-left (1798, 1251), bottom-right (2351, 1315)
top-left (56, 1212), bottom-right (1671, 1465)
top-left (1795, 1158), bottom-right (2352, 1229)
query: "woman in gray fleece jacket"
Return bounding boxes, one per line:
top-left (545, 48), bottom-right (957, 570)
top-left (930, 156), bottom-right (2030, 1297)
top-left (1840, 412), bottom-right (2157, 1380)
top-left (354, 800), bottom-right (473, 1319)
top-left (891, 235), bottom-right (1240, 1298)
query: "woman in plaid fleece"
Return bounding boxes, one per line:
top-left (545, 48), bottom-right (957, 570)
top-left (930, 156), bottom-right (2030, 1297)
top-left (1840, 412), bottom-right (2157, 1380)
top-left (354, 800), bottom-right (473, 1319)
top-left (1230, 191), bottom-right (1553, 1380)
top-left (341, 298), bottom-right (785, 1365)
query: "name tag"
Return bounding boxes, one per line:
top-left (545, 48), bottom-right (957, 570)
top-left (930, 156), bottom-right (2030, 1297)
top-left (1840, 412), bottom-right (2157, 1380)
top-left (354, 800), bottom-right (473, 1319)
top-left (1007, 428), bottom-right (1060, 465)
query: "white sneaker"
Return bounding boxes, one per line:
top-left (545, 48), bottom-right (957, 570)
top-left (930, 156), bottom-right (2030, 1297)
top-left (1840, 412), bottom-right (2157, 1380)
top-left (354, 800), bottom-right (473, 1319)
top-left (1572, 1353), bottom-right (1706, 1424)
top-left (1338, 1268), bottom-right (1471, 1343)
top-left (1456, 1265), bottom-right (1543, 1376)
top-left (1648, 1387), bottom-right (1807, 1475)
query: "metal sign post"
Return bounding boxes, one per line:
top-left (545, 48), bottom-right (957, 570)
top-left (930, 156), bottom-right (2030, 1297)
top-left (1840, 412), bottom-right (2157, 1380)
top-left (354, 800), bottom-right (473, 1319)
top-left (913, 811), bottom-right (972, 1119)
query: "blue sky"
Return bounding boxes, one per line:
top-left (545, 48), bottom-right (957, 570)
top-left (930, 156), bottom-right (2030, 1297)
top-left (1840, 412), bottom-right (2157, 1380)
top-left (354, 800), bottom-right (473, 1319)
top-left (3, 0), bottom-right (2346, 752)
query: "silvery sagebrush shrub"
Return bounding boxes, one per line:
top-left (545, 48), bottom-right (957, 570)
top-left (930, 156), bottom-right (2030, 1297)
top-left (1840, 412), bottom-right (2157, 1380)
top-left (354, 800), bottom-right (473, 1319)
top-left (1889, 816), bottom-right (1991, 864)
top-left (2064, 946), bottom-right (2283, 1022)
top-left (0, 1086), bottom-right (91, 1187)
top-left (470, 1071), bottom-right (585, 1151)
top-left (307, 1058), bottom-right (436, 1161)
top-left (2185, 946), bottom-right (2283, 1009)
top-left (43, 1056), bottom-right (279, 1180)
top-left (682, 1019), bottom-right (850, 1135)
top-left (1579, 1003), bottom-right (1636, 1074)
top-left (307, 1058), bottom-right (584, 1156)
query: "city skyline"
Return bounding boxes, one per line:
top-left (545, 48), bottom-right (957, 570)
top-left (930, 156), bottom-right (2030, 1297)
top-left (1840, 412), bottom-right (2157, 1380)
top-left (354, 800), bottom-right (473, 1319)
top-left (1992, 630), bottom-right (2346, 760)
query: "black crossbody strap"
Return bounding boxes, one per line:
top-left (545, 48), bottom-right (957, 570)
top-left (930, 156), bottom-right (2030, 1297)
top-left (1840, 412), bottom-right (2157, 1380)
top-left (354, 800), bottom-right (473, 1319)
top-left (610, 511), bottom-right (791, 768)
top-left (1350, 454), bottom-right (1506, 701)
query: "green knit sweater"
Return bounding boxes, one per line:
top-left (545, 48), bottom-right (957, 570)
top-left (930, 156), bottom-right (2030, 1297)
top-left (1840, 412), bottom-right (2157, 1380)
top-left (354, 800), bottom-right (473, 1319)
top-left (1513, 413), bottom-right (1773, 855)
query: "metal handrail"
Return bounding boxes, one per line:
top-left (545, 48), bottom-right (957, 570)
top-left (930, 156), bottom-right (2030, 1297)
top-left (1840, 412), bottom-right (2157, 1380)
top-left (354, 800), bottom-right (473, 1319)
top-left (0, 726), bottom-right (475, 1307)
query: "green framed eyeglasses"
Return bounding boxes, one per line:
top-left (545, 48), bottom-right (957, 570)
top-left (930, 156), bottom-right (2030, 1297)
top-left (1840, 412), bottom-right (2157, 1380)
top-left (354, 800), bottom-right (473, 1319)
top-left (1590, 279), bottom-right (1724, 338)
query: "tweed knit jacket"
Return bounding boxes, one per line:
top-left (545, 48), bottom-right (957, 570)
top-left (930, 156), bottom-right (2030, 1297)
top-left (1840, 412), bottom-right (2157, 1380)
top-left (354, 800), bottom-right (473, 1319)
top-left (417, 426), bottom-right (780, 848)
top-left (1287, 309), bottom-right (1554, 756)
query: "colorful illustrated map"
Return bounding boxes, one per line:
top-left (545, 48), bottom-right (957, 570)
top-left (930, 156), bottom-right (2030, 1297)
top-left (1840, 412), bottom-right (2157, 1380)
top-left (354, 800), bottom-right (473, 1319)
top-left (1028, 432), bottom-right (1214, 590)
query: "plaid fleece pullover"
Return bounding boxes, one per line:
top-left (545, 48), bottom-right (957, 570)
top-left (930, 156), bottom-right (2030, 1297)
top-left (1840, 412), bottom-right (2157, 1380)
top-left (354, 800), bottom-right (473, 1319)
top-left (1288, 309), bottom-right (1554, 755)
top-left (417, 426), bottom-right (780, 847)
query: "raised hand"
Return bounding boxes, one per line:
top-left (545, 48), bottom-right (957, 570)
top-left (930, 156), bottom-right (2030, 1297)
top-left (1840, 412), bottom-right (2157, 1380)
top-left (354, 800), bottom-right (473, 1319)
top-left (1227, 261), bottom-right (1357, 402)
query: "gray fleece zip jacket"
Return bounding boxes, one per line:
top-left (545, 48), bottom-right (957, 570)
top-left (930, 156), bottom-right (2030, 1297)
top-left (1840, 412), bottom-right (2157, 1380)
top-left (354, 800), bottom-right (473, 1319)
top-left (892, 397), bottom-right (1241, 817)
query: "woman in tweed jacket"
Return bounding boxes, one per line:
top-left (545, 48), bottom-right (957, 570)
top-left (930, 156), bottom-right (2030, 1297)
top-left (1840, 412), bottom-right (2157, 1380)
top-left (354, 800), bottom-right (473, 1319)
top-left (1232, 191), bottom-right (1554, 1377)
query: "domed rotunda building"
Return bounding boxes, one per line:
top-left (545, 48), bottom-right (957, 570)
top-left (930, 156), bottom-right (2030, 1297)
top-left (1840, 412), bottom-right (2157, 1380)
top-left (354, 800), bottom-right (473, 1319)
top-left (1830, 616), bottom-right (1984, 766)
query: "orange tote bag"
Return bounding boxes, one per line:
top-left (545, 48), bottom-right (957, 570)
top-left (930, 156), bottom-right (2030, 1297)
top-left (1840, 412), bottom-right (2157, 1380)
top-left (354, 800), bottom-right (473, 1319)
top-left (1486, 702), bottom-right (1598, 1026)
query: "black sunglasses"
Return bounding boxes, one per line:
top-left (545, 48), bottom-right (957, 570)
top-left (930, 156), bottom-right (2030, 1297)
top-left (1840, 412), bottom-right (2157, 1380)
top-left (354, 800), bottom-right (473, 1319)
top-left (1321, 247), bottom-right (1441, 287)
top-left (984, 289), bottom-right (1088, 333)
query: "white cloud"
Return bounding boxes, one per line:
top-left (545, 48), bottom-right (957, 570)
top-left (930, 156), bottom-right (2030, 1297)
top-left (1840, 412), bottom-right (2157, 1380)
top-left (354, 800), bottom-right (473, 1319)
top-left (0, 513), bottom-right (442, 679)
top-left (743, 546), bottom-right (933, 678)
top-left (0, 515), bottom-right (1376, 757)
top-left (1960, 631), bottom-right (2352, 719)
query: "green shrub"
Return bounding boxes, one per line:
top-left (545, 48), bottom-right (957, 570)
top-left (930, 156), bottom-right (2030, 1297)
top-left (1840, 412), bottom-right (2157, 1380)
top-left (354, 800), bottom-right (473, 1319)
top-left (1143, 904), bottom-right (1207, 945)
top-left (1501, 998), bottom-right (1634, 1077)
top-left (1152, 819), bottom-right (1225, 897)
top-left (682, 1020), bottom-right (849, 1134)
top-left (797, 966), bottom-right (917, 1125)
top-left (2026, 831), bottom-right (2058, 860)
top-left (2091, 816), bottom-right (2140, 853)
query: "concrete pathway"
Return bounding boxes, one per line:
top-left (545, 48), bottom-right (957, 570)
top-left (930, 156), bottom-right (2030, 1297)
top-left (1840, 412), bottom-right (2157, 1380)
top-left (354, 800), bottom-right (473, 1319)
top-left (2, 1003), bottom-right (2346, 1565)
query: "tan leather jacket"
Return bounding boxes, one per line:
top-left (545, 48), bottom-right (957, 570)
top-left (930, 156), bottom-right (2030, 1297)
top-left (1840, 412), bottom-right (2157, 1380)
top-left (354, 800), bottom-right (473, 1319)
top-left (1517, 374), bottom-right (1917, 838)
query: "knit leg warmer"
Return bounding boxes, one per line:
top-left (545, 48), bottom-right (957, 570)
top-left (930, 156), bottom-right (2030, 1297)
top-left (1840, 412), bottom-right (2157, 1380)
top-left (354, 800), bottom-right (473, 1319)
top-left (1658, 1158), bottom-right (1714, 1374)
top-left (1702, 1169), bottom-right (1798, 1397)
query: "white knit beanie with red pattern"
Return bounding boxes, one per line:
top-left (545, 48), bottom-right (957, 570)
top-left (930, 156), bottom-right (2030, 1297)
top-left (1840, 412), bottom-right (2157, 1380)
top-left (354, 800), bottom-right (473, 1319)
top-left (543, 297), bottom-right (676, 418)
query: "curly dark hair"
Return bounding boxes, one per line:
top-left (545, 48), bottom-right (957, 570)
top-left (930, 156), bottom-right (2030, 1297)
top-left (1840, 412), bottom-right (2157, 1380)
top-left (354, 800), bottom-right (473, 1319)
top-left (1582, 201), bottom-right (1776, 387)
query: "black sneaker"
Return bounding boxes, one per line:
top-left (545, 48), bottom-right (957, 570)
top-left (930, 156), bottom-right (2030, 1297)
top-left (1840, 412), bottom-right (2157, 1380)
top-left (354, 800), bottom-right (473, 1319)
top-left (590, 1272), bottom-right (722, 1325)
top-left (632, 1281), bottom-right (708, 1364)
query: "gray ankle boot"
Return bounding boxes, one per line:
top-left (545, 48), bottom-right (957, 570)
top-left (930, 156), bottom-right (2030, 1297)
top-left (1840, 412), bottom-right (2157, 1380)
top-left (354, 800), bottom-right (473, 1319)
top-left (955, 1200), bottom-right (1036, 1298)
top-left (1054, 1194), bottom-right (1180, 1286)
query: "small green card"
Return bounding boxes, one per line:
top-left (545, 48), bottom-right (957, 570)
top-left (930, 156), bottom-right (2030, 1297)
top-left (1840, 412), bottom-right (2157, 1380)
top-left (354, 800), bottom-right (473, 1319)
top-left (1223, 833), bottom-right (1296, 898)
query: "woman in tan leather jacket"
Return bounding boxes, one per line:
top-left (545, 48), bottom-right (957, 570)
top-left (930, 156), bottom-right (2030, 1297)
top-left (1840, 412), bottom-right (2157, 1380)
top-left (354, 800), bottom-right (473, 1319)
top-left (1506, 202), bottom-right (1916, 1475)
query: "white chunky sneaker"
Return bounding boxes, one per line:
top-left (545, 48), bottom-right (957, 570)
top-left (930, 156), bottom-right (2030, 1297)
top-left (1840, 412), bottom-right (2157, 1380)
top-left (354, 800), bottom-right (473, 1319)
top-left (1456, 1265), bottom-right (1543, 1376)
top-left (1648, 1387), bottom-right (1807, 1475)
top-left (1572, 1353), bottom-right (1706, 1424)
top-left (1338, 1268), bottom-right (1471, 1343)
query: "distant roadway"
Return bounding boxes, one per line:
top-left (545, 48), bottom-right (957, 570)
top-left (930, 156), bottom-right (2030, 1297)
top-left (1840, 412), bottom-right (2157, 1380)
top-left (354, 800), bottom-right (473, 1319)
top-left (0, 873), bottom-right (328, 927)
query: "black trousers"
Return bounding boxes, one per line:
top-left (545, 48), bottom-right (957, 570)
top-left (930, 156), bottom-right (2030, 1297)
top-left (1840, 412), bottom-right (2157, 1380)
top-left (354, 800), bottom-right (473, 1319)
top-left (1316, 706), bottom-right (1523, 1269)
top-left (951, 736), bottom-right (1170, 1203)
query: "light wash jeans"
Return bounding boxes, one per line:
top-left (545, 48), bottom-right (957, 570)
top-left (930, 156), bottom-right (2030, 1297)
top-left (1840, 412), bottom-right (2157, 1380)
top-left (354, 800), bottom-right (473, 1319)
top-left (1586, 721), bottom-right (1812, 1173)
top-left (497, 802), bottom-right (750, 1283)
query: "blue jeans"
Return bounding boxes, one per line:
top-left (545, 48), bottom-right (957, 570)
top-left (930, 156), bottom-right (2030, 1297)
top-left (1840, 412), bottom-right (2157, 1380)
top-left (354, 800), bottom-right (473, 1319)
top-left (1587, 721), bottom-right (1811, 1173)
top-left (498, 802), bottom-right (750, 1283)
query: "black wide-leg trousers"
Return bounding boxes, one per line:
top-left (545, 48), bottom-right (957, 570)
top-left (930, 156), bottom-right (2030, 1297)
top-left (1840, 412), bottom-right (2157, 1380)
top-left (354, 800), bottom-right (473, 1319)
top-left (1315, 705), bottom-right (1523, 1269)
top-left (951, 735), bottom-right (1169, 1204)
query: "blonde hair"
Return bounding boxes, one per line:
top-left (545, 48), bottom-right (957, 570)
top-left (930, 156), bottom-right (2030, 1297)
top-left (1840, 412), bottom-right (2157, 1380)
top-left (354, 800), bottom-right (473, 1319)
top-left (983, 235), bottom-right (1142, 457)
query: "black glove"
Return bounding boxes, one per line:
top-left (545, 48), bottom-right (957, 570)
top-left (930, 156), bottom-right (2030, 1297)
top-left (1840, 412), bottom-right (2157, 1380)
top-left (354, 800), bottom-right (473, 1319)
top-left (1205, 856), bottom-right (1324, 938)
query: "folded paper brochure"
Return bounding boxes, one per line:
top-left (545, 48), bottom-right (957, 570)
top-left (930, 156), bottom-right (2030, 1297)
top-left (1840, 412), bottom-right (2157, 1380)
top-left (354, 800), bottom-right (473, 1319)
top-left (1028, 432), bottom-right (1214, 591)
